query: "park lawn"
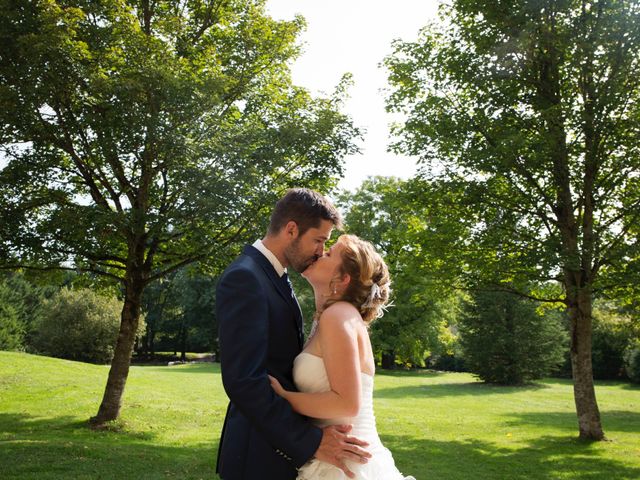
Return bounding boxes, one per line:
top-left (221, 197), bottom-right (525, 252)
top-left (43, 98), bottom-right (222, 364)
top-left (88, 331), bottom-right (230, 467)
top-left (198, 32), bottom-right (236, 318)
top-left (0, 352), bottom-right (638, 479)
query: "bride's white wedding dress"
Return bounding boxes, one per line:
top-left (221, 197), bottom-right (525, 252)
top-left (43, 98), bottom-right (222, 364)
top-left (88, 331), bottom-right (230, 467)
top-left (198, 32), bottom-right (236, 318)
top-left (293, 352), bottom-right (416, 480)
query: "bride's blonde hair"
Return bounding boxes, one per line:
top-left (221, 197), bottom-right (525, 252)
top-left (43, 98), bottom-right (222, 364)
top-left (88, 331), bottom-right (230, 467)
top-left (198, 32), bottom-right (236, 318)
top-left (324, 234), bottom-right (391, 325)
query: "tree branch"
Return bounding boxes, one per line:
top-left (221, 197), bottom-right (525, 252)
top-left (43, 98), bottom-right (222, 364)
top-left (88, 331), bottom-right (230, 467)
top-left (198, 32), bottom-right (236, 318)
top-left (0, 263), bottom-right (124, 283)
top-left (45, 106), bottom-right (112, 211)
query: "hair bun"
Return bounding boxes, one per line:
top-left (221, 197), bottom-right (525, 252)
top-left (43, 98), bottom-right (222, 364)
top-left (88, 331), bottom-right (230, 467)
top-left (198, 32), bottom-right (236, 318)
top-left (327, 234), bottom-right (391, 325)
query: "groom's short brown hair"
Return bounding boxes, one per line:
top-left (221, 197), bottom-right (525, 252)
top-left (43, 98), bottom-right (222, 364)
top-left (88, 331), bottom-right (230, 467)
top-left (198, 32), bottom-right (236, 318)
top-left (268, 188), bottom-right (342, 236)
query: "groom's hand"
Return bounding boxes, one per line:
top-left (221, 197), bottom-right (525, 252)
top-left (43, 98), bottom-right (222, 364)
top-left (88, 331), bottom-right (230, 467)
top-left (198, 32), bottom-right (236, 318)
top-left (315, 424), bottom-right (371, 479)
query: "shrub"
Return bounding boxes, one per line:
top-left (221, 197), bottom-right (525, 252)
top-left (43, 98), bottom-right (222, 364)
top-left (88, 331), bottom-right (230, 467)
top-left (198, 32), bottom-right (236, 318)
top-left (591, 305), bottom-right (635, 379)
top-left (458, 289), bottom-right (567, 385)
top-left (624, 341), bottom-right (640, 384)
top-left (32, 288), bottom-right (122, 363)
top-left (429, 353), bottom-right (467, 372)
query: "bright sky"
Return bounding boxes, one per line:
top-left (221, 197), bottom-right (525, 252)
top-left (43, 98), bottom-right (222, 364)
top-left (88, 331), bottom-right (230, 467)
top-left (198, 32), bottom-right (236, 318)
top-left (266, 0), bottom-right (440, 191)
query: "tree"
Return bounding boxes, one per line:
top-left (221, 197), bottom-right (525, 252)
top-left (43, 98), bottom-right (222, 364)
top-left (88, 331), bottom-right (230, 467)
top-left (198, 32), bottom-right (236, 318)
top-left (0, 0), bottom-right (358, 426)
top-left (459, 289), bottom-right (567, 384)
top-left (139, 272), bottom-right (172, 358)
top-left (140, 265), bottom-right (216, 360)
top-left (385, 0), bottom-right (640, 439)
top-left (339, 177), bottom-right (458, 367)
top-left (171, 268), bottom-right (217, 358)
top-left (0, 282), bottom-right (24, 350)
top-left (0, 271), bottom-right (59, 351)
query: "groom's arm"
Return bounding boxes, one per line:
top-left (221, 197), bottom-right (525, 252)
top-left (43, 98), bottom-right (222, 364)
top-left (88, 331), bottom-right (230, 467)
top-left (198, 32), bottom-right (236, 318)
top-left (217, 266), bottom-right (322, 468)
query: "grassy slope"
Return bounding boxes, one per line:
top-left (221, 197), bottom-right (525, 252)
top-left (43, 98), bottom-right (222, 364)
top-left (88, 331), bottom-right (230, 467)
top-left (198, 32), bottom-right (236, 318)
top-left (0, 352), bottom-right (638, 479)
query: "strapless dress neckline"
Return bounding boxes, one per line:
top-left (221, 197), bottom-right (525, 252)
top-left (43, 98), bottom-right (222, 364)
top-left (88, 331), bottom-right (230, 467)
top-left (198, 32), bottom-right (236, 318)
top-left (296, 351), bottom-right (374, 378)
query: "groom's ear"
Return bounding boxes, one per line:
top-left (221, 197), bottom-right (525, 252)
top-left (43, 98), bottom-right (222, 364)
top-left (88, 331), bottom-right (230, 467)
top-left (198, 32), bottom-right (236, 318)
top-left (283, 220), bottom-right (299, 239)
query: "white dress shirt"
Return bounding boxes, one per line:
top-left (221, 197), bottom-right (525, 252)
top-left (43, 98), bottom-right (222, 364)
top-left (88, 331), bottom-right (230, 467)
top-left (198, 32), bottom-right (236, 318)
top-left (252, 240), bottom-right (287, 277)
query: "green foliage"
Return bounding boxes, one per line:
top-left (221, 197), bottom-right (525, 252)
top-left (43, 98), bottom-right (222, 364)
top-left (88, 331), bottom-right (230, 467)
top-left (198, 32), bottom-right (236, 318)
top-left (384, 0), bottom-right (640, 324)
top-left (32, 287), bottom-right (125, 363)
top-left (0, 282), bottom-right (24, 350)
top-left (141, 266), bottom-right (216, 357)
top-left (0, 271), bottom-right (60, 350)
top-left (624, 340), bottom-right (640, 383)
top-left (172, 270), bottom-right (217, 353)
top-left (459, 289), bottom-right (567, 384)
top-left (0, 0), bottom-right (358, 282)
top-left (338, 177), bottom-right (460, 367)
top-left (591, 305), bottom-right (637, 379)
top-left (0, 0), bottom-right (359, 421)
top-left (385, 0), bottom-right (640, 437)
top-left (289, 269), bottom-right (316, 335)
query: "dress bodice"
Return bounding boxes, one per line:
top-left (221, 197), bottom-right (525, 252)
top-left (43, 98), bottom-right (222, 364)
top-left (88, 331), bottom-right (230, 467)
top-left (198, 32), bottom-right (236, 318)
top-left (292, 352), bottom-right (415, 480)
top-left (293, 352), bottom-right (379, 442)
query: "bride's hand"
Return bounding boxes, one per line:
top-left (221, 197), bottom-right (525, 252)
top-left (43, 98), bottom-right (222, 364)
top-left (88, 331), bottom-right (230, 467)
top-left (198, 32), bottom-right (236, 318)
top-left (268, 375), bottom-right (288, 399)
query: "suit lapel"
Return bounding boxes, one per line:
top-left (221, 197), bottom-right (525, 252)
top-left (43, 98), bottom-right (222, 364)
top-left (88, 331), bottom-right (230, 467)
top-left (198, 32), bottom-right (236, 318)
top-left (243, 246), bottom-right (304, 348)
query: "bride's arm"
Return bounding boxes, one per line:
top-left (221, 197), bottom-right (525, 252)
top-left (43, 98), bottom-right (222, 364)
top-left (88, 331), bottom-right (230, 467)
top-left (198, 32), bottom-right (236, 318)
top-left (270, 303), bottom-right (362, 419)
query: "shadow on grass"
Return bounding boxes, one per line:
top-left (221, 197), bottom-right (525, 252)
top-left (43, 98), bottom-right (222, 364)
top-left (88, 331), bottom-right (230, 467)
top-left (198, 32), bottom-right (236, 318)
top-left (376, 368), bottom-right (449, 378)
top-left (0, 413), bottom-right (220, 480)
top-left (619, 382), bottom-right (640, 391)
top-left (375, 380), bottom-right (550, 399)
top-left (382, 433), bottom-right (640, 480)
top-left (544, 377), bottom-right (640, 390)
top-left (0, 413), bottom-right (158, 440)
top-left (3, 410), bottom-right (637, 480)
top-left (503, 410), bottom-right (640, 434)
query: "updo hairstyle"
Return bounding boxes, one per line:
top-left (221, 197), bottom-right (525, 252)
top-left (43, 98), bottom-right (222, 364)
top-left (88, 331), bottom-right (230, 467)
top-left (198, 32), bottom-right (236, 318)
top-left (326, 234), bottom-right (391, 325)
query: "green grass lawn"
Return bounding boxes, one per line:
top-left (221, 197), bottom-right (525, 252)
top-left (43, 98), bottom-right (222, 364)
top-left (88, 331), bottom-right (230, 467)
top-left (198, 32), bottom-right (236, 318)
top-left (0, 352), bottom-right (638, 479)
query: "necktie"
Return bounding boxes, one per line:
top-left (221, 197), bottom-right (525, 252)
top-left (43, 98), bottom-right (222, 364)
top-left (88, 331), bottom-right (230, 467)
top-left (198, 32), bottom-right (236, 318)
top-left (282, 272), bottom-right (303, 346)
top-left (281, 272), bottom-right (294, 299)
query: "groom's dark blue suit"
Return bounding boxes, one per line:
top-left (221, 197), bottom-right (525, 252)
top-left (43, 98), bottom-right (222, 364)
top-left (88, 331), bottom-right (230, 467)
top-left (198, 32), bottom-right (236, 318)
top-left (216, 245), bottom-right (323, 480)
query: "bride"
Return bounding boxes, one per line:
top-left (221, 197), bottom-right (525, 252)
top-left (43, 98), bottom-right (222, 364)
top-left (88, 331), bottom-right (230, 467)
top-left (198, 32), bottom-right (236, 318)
top-left (269, 234), bottom-right (416, 480)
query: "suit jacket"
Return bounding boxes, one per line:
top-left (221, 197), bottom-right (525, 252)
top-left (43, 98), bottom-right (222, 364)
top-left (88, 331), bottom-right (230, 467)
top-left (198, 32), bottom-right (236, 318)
top-left (216, 245), bottom-right (322, 480)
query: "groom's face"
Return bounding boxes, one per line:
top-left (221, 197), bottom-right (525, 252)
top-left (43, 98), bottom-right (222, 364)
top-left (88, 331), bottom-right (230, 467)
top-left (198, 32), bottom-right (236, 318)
top-left (285, 219), bottom-right (334, 273)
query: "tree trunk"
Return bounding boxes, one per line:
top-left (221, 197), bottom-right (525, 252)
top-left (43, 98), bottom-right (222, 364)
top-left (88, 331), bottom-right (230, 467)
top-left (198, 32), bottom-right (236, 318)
top-left (503, 299), bottom-right (518, 385)
top-left (567, 284), bottom-right (604, 440)
top-left (180, 317), bottom-right (187, 362)
top-left (149, 328), bottom-right (156, 356)
top-left (140, 320), bottom-right (153, 357)
top-left (381, 351), bottom-right (396, 369)
top-left (90, 271), bottom-right (145, 427)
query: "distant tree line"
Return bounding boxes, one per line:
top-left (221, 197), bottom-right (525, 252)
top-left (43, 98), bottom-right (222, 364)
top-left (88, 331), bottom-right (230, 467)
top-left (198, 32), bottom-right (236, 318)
top-left (0, 268), bottom-right (216, 364)
top-left (3, 259), bottom-right (639, 386)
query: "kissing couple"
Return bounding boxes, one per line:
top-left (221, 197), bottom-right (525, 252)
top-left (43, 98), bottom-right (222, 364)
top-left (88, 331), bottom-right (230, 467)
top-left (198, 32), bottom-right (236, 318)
top-left (216, 188), bottom-right (416, 480)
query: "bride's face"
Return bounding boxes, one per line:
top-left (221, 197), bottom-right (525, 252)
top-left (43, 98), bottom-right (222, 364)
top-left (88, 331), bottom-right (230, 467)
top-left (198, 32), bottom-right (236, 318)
top-left (302, 239), bottom-right (345, 290)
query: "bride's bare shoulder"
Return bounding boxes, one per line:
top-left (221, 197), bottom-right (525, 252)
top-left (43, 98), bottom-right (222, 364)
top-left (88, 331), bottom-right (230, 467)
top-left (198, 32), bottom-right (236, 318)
top-left (319, 302), bottom-right (361, 331)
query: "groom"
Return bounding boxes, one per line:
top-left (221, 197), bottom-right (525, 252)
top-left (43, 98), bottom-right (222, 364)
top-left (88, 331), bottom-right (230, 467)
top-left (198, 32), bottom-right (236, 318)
top-left (216, 189), bottom-right (370, 480)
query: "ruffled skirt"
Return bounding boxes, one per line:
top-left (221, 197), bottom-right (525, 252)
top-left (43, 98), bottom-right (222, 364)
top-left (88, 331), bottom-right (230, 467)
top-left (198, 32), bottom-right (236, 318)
top-left (296, 445), bottom-right (416, 480)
